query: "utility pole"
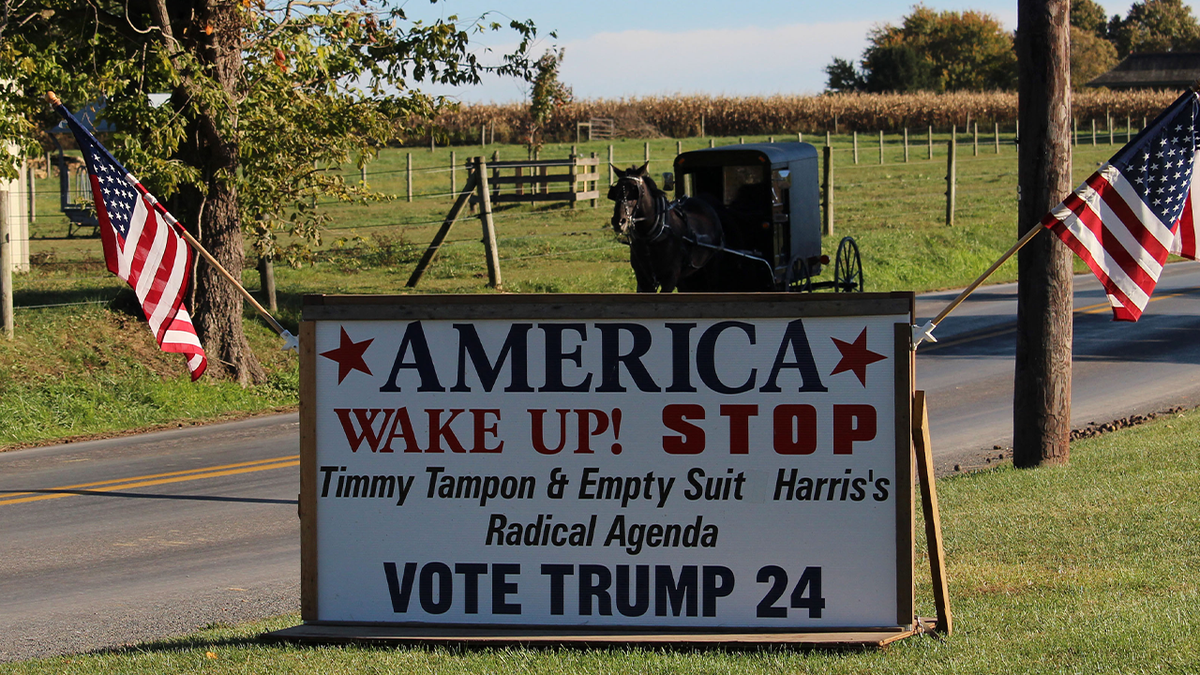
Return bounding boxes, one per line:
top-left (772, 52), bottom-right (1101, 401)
top-left (1014, 0), bottom-right (1072, 467)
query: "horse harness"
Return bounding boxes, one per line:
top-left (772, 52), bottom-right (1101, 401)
top-left (615, 176), bottom-right (716, 252)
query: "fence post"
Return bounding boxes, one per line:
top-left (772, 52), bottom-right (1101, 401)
top-left (798, 132), bottom-right (803, 142)
top-left (927, 125), bottom-right (933, 160)
top-left (709, 139), bottom-right (715, 148)
top-left (879, 130), bottom-right (884, 164)
top-left (608, 145), bottom-right (614, 185)
top-left (0, 190), bottom-right (12, 339)
top-left (822, 145), bottom-right (834, 237)
top-left (700, 114), bottom-right (705, 137)
top-left (973, 123), bottom-right (978, 156)
top-left (825, 130), bottom-right (831, 147)
top-left (1109, 116), bottom-right (1114, 145)
top-left (994, 122), bottom-right (1000, 153)
top-left (451, 150), bottom-right (457, 195)
top-left (491, 150), bottom-right (500, 202)
top-left (676, 140), bottom-right (682, 156)
top-left (591, 152), bottom-right (598, 208)
top-left (27, 162), bottom-right (35, 225)
top-left (644, 142), bottom-right (650, 169)
top-left (945, 137), bottom-right (957, 227)
top-left (481, 124), bottom-right (486, 147)
top-left (476, 157), bottom-right (501, 289)
top-left (853, 131), bottom-right (859, 164)
top-left (904, 127), bottom-right (910, 162)
top-left (1073, 118), bottom-right (1078, 145)
top-left (1091, 118), bottom-right (1096, 146)
top-left (569, 149), bottom-right (578, 210)
top-left (1127, 116), bottom-right (1132, 142)
top-left (406, 153), bottom-right (413, 202)
top-left (257, 255), bottom-right (277, 312)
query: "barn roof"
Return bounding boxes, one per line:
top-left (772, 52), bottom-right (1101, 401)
top-left (1087, 52), bottom-right (1200, 90)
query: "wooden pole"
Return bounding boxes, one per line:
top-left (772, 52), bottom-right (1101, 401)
top-left (822, 145), bottom-right (834, 236)
top-left (853, 131), bottom-right (859, 164)
top-left (450, 150), bottom-right (457, 195)
top-left (700, 114), bottom-right (705, 137)
top-left (0, 190), bottom-right (12, 339)
top-left (26, 162), bottom-right (35, 225)
top-left (913, 391), bottom-right (953, 635)
top-left (709, 138), bottom-right (715, 148)
top-left (879, 130), bottom-right (884, 164)
top-left (476, 158), bottom-right (502, 289)
top-left (608, 145), bottom-right (614, 185)
top-left (590, 152), bottom-right (598, 208)
top-left (406, 153), bottom-right (413, 202)
top-left (569, 149), bottom-right (578, 210)
top-left (904, 127), bottom-right (910, 162)
top-left (1091, 118), bottom-right (1096, 145)
top-left (927, 125), bottom-right (933, 160)
top-left (676, 140), bottom-right (682, 156)
top-left (644, 142), bottom-right (650, 169)
top-left (257, 255), bottom-right (277, 313)
top-left (1015, 0), bottom-right (1073, 467)
top-left (995, 121), bottom-right (1000, 153)
top-left (406, 170), bottom-right (479, 288)
top-left (973, 122), bottom-right (979, 156)
top-left (945, 137), bottom-right (957, 227)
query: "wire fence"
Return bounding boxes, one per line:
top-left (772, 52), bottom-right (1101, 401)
top-left (1, 128), bottom-right (1133, 316)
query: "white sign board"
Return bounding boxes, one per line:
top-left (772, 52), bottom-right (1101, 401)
top-left (301, 294), bottom-right (914, 633)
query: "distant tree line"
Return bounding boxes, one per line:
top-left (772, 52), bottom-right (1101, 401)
top-left (826, 0), bottom-right (1200, 94)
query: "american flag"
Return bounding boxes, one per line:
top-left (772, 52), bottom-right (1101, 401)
top-left (54, 103), bottom-right (207, 380)
top-left (1044, 90), bottom-right (1200, 321)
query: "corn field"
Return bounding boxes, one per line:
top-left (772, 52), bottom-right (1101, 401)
top-left (429, 90), bottom-right (1182, 145)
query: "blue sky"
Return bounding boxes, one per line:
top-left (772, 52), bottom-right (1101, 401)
top-left (401, 0), bottom-right (1140, 103)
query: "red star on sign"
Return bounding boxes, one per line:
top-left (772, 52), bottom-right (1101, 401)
top-left (830, 328), bottom-right (887, 387)
top-left (320, 327), bottom-right (374, 384)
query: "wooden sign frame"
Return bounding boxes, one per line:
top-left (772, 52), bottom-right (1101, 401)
top-left (270, 292), bottom-right (949, 648)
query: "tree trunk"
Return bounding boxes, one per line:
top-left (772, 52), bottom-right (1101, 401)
top-left (177, 0), bottom-right (265, 385)
top-left (1014, 0), bottom-right (1072, 467)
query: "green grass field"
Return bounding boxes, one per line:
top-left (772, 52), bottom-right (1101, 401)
top-left (6, 407), bottom-right (1198, 673)
top-left (0, 134), bottom-right (1131, 448)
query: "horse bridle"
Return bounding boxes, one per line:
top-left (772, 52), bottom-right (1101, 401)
top-left (613, 175), bottom-right (671, 243)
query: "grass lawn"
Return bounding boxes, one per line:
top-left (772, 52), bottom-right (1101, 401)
top-left (5, 406), bottom-right (1198, 673)
top-left (0, 135), bottom-right (1139, 449)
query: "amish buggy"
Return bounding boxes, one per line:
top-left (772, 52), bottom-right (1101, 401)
top-left (609, 142), bottom-right (862, 293)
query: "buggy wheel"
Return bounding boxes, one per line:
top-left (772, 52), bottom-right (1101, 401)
top-left (834, 236), bottom-right (864, 292)
top-left (785, 256), bottom-right (813, 292)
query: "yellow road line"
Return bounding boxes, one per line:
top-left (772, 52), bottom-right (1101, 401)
top-left (0, 455), bottom-right (299, 507)
top-left (924, 286), bottom-right (1200, 351)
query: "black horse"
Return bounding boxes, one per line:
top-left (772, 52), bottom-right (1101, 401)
top-left (608, 163), bottom-right (725, 292)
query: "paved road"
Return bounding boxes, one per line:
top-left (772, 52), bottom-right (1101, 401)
top-left (3, 262), bottom-right (1199, 661)
top-left (916, 260), bottom-right (1200, 472)
top-left (0, 416), bottom-right (301, 661)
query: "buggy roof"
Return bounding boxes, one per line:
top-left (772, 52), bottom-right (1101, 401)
top-left (675, 142), bottom-right (818, 169)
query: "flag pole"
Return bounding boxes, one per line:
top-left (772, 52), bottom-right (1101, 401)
top-left (46, 91), bottom-right (297, 351)
top-left (912, 224), bottom-right (1045, 348)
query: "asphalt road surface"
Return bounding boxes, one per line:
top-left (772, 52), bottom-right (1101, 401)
top-left (3, 262), bottom-right (1199, 661)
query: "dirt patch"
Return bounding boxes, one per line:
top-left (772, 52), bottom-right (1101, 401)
top-left (946, 404), bottom-right (1195, 475)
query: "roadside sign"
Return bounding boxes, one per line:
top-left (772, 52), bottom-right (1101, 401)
top-left (295, 293), bottom-right (915, 639)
